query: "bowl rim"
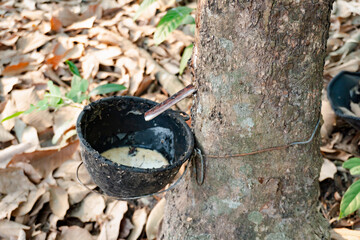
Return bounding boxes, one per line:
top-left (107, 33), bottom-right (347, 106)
top-left (76, 96), bottom-right (194, 174)
top-left (327, 71), bottom-right (360, 121)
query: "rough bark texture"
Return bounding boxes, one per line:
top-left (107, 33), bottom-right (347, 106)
top-left (161, 1), bottom-right (333, 239)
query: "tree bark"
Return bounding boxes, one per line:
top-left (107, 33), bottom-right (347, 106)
top-left (161, 0), bottom-right (333, 239)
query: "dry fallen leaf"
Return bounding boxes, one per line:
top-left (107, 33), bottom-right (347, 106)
top-left (53, 106), bottom-right (82, 144)
top-left (333, 1), bottom-right (351, 18)
top-left (53, 159), bottom-right (92, 184)
top-left (0, 190), bottom-right (28, 219)
top-left (64, 44), bottom-right (84, 60)
top-left (333, 0), bottom-right (359, 18)
top-left (16, 31), bottom-right (53, 54)
top-left (17, 229), bottom-right (26, 240)
top-left (0, 34), bottom-right (19, 46)
top-left (21, 9), bottom-right (44, 20)
top-left (30, 191), bottom-right (50, 217)
top-left (66, 16), bottom-right (96, 31)
top-left (1, 100), bottom-right (17, 131)
top-left (8, 140), bottom-right (79, 178)
top-left (129, 70), bottom-right (145, 96)
top-left (83, 4), bottom-right (103, 20)
top-left (49, 186), bottom-right (69, 219)
top-left (53, 7), bottom-right (80, 27)
top-left (46, 55), bottom-right (65, 69)
top-left (146, 198), bottom-right (165, 240)
top-left (119, 218), bottom-right (134, 239)
top-left (319, 159), bottom-right (338, 182)
top-left (92, 47), bottom-right (122, 65)
top-left (11, 87), bottom-right (53, 132)
top-left (50, 16), bottom-right (62, 32)
top-left (128, 208), bottom-right (147, 240)
top-left (0, 168), bottom-right (36, 194)
top-left (16, 124), bottom-right (39, 152)
top-left (99, 11), bottom-right (123, 27)
top-left (330, 228), bottom-right (360, 240)
top-left (0, 220), bottom-right (30, 239)
top-left (2, 62), bottom-right (31, 76)
top-left (320, 146), bottom-right (353, 162)
top-left (47, 231), bottom-right (58, 240)
top-left (70, 192), bottom-right (105, 222)
top-left (0, 124), bottom-right (14, 142)
top-left (81, 54), bottom-right (99, 80)
top-left (33, 231), bottom-right (47, 240)
top-left (0, 76), bottom-right (19, 95)
top-left (57, 179), bottom-right (91, 205)
top-left (324, 59), bottom-right (360, 77)
top-left (98, 200), bottom-right (128, 240)
top-left (49, 214), bottom-right (60, 231)
top-left (59, 226), bottom-right (93, 240)
top-left (329, 30), bottom-right (360, 57)
top-left (11, 162), bottom-right (42, 183)
top-left (321, 93), bottom-right (336, 139)
top-left (350, 102), bottom-right (360, 117)
top-left (46, 45), bottom-right (84, 69)
top-left (13, 187), bottom-right (46, 216)
top-left (0, 50), bottom-right (18, 67)
top-left (162, 61), bottom-right (179, 75)
top-left (0, 142), bottom-right (33, 168)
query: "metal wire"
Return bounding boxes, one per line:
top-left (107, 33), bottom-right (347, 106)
top-left (207, 118), bottom-right (321, 158)
top-left (194, 148), bottom-right (204, 185)
top-left (289, 119), bottom-right (320, 145)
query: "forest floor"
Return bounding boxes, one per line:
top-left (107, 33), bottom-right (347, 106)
top-left (0, 0), bottom-right (359, 239)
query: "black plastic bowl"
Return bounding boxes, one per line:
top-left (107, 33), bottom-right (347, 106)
top-left (76, 96), bottom-right (194, 198)
top-left (327, 71), bottom-right (360, 130)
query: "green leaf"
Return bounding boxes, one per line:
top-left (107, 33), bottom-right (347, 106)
top-left (65, 60), bottom-right (81, 77)
top-left (154, 7), bottom-right (193, 45)
top-left (89, 84), bottom-right (126, 97)
top-left (189, 24), bottom-right (195, 35)
top-left (133, 0), bottom-right (157, 20)
top-left (181, 15), bottom-right (195, 25)
top-left (350, 166), bottom-right (360, 175)
top-left (79, 78), bottom-right (89, 93)
top-left (36, 99), bottom-right (50, 111)
top-left (1, 111), bottom-right (25, 122)
top-left (179, 43), bottom-right (193, 75)
top-left (343, 157), bottom-right (360, 170)
top-left (71, 75), bottom-right (82, 90)
top-left (340, 180), bottom-right (360, 218)
top-left (24, 104), bottom-right (37, 114)
top-left (77, 93), bottom-right (88, 103)
top-left (47, 81), bottom-right (62, 106)
top-left (66, 75), bottom-right (88, 103)
top-left (48, 81), bottom-right (61, 96)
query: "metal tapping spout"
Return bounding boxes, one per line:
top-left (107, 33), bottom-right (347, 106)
top-left (144, 84), bottom-right (196, 121)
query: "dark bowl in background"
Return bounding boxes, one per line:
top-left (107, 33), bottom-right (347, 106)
top-left (76, 96), bottom-right (194, 198)
top-left (327, 71), bottom-right (360, 130)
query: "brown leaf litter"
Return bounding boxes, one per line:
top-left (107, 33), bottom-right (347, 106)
top-left (0, 0), bottom-right (192, 239)
top-left (0, 0), bottom-right (359, 239)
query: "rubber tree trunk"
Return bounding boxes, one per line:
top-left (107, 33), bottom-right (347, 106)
top-left (161, 1), bottom-right (333, 239)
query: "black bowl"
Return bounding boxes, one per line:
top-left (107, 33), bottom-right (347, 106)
top-left (327, 71), bottom-right (360, 130)
top-left (76, 96), bottom-right (194, 198)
